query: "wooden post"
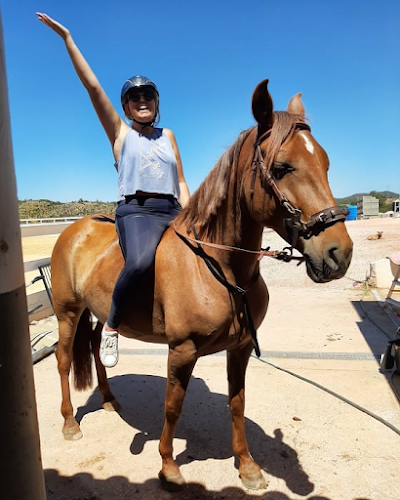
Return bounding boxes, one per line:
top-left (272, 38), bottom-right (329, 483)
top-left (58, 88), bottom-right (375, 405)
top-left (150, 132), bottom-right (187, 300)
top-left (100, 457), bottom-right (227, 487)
top-left (0, 11), bottom-right (46, 500)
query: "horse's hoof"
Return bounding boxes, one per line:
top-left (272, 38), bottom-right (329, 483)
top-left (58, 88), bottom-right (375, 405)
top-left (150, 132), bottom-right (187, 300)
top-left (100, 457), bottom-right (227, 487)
top-left (62, 426), bottom-right (83, 441)
top-left (240, 471), bottom-right (268, 490)
top-left (158, 471), bottom-right (186, 491)
top-left (102, 398), bottom-right (121, 412)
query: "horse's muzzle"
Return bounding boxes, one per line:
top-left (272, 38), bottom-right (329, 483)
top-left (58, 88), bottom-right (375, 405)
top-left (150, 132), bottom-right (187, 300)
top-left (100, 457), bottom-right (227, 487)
top-left (304, 239), bottom-right (353, 283)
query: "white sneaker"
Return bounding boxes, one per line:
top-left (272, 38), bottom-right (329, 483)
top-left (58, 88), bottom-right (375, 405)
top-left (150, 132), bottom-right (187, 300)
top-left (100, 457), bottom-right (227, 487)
top-left (100, 326), bottom-right (119, 368)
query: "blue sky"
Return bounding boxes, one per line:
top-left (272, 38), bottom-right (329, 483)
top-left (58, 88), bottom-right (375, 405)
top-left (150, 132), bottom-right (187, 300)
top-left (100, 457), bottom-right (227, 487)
top-left (2, 0), bottom-right (399, 202)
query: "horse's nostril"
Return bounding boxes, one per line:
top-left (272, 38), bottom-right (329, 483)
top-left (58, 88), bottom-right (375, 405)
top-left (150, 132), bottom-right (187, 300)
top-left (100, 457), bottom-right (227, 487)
top-left (328, 246), bottom-right (340, 269)
top-left (322, 260), bottom-right (331, 277)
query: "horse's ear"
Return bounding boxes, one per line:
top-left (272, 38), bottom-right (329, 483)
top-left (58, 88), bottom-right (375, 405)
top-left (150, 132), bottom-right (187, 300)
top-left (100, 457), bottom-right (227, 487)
top-left (252, 79), bottom-right (273, 130)
top-left (287, 93), bottom-right (305, 117)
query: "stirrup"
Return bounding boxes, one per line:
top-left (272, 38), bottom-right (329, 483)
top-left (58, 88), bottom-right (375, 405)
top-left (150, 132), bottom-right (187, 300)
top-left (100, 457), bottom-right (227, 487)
top-left (100, 326), bottom-right (119, 368)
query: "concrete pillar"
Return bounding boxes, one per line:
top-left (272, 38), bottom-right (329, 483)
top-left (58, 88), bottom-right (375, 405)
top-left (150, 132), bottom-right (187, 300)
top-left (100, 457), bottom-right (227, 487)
top-left (0, 11), bottom-right (46, 500)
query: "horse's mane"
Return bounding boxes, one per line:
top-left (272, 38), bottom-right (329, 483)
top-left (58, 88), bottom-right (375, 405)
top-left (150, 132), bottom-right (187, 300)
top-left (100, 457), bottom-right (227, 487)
top-left (180, 111), bottom-right (306, 242)
top-left (179, 127), bottom-right (253, 241)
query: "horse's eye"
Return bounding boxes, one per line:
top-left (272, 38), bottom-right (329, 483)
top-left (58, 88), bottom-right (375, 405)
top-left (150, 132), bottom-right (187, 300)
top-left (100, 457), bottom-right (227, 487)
top-left (272, 162), bottom-right (294, 180)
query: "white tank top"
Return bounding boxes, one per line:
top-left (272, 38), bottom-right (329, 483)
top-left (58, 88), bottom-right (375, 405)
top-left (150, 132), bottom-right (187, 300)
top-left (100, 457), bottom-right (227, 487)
top-left (115, 128), bottom-right (180, 202)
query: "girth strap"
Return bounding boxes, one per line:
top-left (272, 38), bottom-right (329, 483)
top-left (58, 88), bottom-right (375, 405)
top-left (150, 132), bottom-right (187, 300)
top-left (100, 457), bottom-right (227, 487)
top-left (192, 227), bottom-right (261, 357)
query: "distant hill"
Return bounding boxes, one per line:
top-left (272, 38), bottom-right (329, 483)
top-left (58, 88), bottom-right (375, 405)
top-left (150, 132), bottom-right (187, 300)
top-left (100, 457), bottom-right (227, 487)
top-left (19, 199), bottom-right (117, 219)
top-left (335, 191), bottom-right (398, 212)
top-left (19, 191), bottom-right (399, 219)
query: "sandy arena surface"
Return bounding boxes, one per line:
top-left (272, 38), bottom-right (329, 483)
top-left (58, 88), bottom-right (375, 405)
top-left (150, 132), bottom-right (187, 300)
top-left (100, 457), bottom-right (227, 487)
top-left (22, 233), bottom-right (60, 262)
top-left (260, 217), bottom-right (400, 289)
top-left (25, 217), bottom-right (400, 500)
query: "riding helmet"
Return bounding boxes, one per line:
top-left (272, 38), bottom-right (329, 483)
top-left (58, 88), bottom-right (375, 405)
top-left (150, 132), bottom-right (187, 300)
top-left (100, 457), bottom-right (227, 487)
top-left (120, 76), bottom-right (159, 106)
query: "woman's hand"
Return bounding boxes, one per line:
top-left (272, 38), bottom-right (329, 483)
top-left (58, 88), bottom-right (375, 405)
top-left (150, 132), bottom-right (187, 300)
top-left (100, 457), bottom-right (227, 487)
top-left (36, 13), bottom-right (70, 40)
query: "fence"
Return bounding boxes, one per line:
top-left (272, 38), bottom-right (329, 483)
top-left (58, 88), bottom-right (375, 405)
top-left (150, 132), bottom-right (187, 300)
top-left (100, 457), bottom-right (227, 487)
top-left (23, 218), bottom-right (77, 319)
top-left (20, 217), bottom-right (81, 237)
top-left (25, 258), bottom-right (52, 321)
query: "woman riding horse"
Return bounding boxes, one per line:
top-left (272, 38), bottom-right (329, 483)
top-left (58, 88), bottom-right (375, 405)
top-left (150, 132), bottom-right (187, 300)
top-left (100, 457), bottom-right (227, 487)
top-left (37, 12), bottom-right (190, 368)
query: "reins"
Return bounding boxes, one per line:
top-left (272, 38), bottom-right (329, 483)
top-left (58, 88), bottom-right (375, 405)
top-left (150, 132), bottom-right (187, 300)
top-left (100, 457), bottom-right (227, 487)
top-left (191, 226), bottom-right (261, 357)
top-left (173, 224), bottom-right (304, 263)
top-left (173, 223), bottom-right (304, 359)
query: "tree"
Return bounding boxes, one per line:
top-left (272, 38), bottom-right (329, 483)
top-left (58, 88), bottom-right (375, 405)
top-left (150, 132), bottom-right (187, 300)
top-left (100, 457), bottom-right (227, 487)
top-left (369, 191), bottom-right (392, 212)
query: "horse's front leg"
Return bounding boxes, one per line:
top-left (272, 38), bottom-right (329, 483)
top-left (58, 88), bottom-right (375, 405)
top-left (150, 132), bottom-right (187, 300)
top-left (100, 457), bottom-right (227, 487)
top-left (227, 342), bottom-right (267, 490)
top-left (159, 339), bottom-right (197, 491)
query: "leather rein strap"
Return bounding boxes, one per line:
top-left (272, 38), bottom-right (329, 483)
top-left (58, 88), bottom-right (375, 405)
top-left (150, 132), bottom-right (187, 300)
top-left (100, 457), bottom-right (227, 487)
top-left (173, 225), bottom-right (303, 263)
top-left (251, 123), bottom-right (348, 248)
top-left (191, 227), bottom-right (261, 357)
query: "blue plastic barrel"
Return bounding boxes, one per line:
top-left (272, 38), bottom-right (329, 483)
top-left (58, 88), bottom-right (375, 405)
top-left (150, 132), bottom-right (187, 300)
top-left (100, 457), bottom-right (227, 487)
top-left (346, 205), bottom-right (357, 221)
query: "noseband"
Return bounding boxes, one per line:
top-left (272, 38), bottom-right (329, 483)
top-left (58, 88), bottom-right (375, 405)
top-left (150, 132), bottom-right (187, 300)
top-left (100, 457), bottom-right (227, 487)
top-left (250, 123), bottom-right (348, 247)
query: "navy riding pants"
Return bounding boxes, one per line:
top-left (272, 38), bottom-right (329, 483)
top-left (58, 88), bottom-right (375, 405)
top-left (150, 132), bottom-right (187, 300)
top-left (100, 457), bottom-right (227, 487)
top-left (107, 194), bottom-right (181, 329)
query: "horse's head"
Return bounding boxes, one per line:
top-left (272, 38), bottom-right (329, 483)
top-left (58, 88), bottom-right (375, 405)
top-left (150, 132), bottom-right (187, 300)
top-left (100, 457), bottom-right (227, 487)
top-left (244, 79), bottom-right (353, 283)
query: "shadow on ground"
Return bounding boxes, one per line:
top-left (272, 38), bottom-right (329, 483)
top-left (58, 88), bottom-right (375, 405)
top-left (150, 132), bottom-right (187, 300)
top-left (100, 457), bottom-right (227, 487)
top-left (73, 373), bottom-right (317, 497)
top-left (352, 299), bottom-right (394, 355)
top-left (44, 468), bottom-right (372, 500)
top-left (352, 298), bottom-right (400, 402)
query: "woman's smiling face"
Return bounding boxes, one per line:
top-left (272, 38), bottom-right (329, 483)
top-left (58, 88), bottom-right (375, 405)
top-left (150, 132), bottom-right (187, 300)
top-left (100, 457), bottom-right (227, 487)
top-left (125, 88), bottom-right (156, 123)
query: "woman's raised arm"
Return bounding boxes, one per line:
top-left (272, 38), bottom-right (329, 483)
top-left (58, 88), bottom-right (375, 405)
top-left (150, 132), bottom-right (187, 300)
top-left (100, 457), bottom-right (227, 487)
top-left (36, 13), bottom-right (125, 150)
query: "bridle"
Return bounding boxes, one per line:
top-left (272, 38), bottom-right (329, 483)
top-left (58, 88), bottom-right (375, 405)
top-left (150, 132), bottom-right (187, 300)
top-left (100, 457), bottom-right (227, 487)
top-left (175, 122), bottom-right (348, 262)
top-left (250, 123), bottom-right (348, 248)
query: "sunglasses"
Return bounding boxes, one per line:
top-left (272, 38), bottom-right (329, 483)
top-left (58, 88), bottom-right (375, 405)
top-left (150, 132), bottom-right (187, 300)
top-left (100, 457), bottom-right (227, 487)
top-left (128, 90), bottom-right (156, 102)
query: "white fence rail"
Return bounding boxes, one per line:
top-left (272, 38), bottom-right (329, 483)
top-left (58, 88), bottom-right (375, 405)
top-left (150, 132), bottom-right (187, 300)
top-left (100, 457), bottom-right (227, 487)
top-left (20, 216), bottom-right (81, 224)
top-left (20, 217), bottom-right (81, 237)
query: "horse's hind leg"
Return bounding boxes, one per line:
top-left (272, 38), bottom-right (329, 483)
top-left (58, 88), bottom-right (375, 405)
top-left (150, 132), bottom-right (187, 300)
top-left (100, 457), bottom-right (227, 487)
top-left (56, 309), bottom-right (85, 440)
top-left (227, 342), bottom-right (267, 490)
top-left (91, 319), bottom-right (120, 412)
top-left (158, 340), bottom-right (197, 491)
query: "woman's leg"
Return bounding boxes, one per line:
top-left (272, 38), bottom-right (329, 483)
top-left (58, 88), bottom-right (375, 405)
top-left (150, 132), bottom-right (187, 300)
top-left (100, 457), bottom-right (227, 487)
top-left (100, 196), bottom-right (180, 367)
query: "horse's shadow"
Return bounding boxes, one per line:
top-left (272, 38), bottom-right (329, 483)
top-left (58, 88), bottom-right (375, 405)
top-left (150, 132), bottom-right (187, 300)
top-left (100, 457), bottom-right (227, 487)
top-left (75, 373), bottom-right (313, 496)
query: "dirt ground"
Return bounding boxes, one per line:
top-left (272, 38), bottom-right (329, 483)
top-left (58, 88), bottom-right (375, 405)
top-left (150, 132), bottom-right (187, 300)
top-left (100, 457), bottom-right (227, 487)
top-left (259, 217), bottom-right (400, 290)
top-left (26, 217), bottom-right (400, 500)
top-left (22, 233), bottom-right (60, 262)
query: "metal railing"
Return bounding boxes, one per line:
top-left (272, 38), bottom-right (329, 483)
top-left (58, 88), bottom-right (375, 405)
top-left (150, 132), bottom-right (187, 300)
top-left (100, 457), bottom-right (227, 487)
top-left (20, 216), bottom-right (81, 225)
top-left (25, 258), bottom-right (52, 320)
top-left (20, 217), bottom-right (81, 237)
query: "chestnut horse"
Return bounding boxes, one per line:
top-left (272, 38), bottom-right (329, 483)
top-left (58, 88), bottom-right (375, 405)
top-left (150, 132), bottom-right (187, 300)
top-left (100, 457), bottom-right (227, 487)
top-left (51, 79), bottom-right (352, 490)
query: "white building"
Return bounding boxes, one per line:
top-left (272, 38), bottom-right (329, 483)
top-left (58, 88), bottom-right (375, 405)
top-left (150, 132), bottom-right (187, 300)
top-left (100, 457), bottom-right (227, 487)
top-left (357, 196), bottom-right (379, 219)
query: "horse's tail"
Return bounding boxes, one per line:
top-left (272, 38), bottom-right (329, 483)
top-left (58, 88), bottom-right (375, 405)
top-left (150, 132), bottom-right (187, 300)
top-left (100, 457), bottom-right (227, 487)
top-left (72, 308), bottom-right (94, 391)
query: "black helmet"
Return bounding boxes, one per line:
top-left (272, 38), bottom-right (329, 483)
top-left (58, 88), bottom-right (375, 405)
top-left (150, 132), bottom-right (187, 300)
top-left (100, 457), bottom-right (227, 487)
top-left (120, 75), bottom-right (159, 106)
